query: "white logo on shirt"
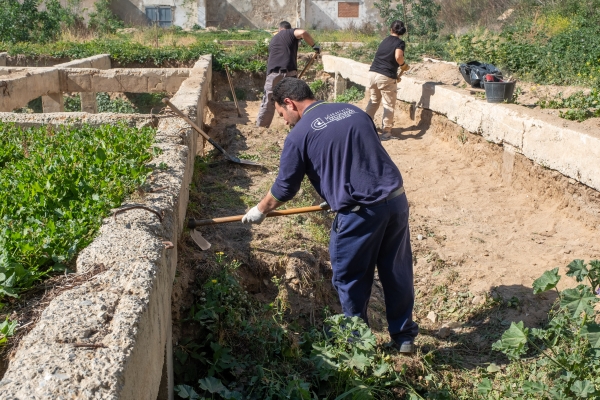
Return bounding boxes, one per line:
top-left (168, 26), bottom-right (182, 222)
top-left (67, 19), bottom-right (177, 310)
top-left (310, 108), bottom-right (357, 131)
top-left (311, 118), bottom-right (327, 130)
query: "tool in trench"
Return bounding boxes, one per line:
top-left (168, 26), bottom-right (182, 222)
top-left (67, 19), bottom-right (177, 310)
top-left (161, 98), bottom-right (262, 167)
top-left (298, 52), bottom-right (318, 79)
top-left (224, 65), bottom-right (242, 117)
top-left (188, 203), bottom-right (331, 250)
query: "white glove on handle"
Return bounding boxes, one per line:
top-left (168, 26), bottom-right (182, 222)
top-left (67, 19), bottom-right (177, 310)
top-left (241, 205), bottom-right (266, 224)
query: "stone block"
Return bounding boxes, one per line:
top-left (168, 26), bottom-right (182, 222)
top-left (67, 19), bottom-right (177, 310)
top-left (42, 93), bottom-right (64, 112)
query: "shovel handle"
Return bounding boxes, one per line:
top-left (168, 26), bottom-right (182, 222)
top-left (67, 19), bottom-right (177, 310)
top-left (162, 98), bottom-right (234, 160)
top-left (188, 204), bottom-right (330, 228)
top-left (298, 52), bottom-right (317, 79)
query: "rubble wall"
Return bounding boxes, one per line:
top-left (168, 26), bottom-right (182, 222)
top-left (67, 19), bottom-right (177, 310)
top-left (0, 55), bottom-right (212, 400)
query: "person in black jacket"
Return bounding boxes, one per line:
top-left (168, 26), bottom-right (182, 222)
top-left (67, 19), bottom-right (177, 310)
top-left (365, 20), bottom-right (410, 140)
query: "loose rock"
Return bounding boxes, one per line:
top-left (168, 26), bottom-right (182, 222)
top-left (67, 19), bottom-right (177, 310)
top-left (427, 311), bottom-right (437, 323)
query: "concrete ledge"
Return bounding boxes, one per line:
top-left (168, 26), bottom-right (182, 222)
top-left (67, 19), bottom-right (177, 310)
top-left (322, 55), bottom-right (600, 192)
top-left (57, 54), bottom-right (111, 70)
top-left (63, 68), bottom-right (191, 93)
top-left (0, 55), bottom-right (212, 400)
top-left (0, 68), bottom-right (59, 111)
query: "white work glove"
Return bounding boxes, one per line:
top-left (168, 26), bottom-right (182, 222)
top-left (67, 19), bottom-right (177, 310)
top-left (241, 205), bottom-right (266, 224)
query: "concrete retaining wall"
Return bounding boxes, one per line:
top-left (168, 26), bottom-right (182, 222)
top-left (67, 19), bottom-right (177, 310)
top-left (0, 55), bottom-right (212, 400)
top-left (322, 55), bottom-right (600, 192)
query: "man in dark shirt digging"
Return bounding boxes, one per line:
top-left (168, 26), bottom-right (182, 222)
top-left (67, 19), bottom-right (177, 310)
top-left (243, 78), bottom-right (419, 353)
top-left (256, 21), bottom-right (319, 128)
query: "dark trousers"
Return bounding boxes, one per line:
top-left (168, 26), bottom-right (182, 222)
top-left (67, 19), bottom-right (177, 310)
top-left (329, 193), bottom-right (418, 341)
top-left (256, 70), bottom-right (297, 128)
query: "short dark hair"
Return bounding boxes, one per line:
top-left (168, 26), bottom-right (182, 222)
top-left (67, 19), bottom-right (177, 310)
top-left (279, 21), bottom-right (292, 29)
top-left (390, 20), bottom-right (406, 36)
top-left (272, 78), bottom-right (315, 105)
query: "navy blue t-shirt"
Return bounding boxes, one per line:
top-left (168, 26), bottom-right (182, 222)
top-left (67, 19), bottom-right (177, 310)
top-left (270, 101), bottom-right (403, 211)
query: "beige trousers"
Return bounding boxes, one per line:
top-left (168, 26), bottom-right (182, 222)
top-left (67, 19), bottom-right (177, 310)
top-left (365, 71), bottom-right (398, 132)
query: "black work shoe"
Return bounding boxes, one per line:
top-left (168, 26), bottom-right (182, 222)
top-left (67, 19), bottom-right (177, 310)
top-left (386, 340), bottom-right (416, 354)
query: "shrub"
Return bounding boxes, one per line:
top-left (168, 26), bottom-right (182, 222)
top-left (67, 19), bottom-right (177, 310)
top-left (0, 0), bottom-right (79, 43)
top-left (87, 0), bottom-right (123, 35)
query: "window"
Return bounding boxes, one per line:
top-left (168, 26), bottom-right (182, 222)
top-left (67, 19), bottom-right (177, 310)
top-left (146, 6), bottom-right (172, 27)
top-left (338, 2), bottom-right (359, 18)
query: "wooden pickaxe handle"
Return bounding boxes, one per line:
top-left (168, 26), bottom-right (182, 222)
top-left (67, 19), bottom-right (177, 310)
top-left (298, 52), bottom-right (317, 79)
top-left (188, 204), bottom-right (330, 228)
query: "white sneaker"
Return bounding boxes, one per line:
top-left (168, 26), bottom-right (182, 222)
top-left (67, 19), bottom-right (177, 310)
top-left (380, 131), bottom-right (392, 141)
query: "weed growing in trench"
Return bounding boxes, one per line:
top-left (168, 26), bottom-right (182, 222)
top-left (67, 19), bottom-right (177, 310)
top-left (335, 87), bottom-right (365, 103)
top-left (174, 254), bottom-right (402, 399)
top-left (480, 260), bottom-right (600, 398)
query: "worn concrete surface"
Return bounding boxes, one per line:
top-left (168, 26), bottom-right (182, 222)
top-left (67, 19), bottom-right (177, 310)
top-left (322, 55), bottom-right (600, 192)
top-left (46, 54), bottom-right (112, 113)
top-left (63, 68), bottom-right (190, 94)
top-left (0, 68), bottom-right (59, 111)
top-left (0, 65), bottom-right (189, 112)
top-left (0, 56), bottom-right (212, 400)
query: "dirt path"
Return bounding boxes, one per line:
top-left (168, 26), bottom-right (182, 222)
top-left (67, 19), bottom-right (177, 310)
top-left (180, 95), bottom-right (600, 370)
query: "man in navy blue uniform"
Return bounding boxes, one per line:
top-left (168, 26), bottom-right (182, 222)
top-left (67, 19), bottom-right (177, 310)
top-left (242, 78), bottom-right (418, 352)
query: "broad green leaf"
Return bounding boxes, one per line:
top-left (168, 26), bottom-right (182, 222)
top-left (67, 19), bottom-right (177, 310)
top-left (492, 321), bottom-right (529, 359)
top-left (560, 286), bottom-right (598, 318)
top-left (523, 381), bottom-right (548, 395)
top-left (486, 363), bottom-right (501, 373)
top-left (581, 323), bottom-right (600, 357)
top-left (533, 268), bottom-right (561, 294)
top-left (174, 384), bottom-right (200, 399)
top-left (198, 376), bottom-right (226, 394)
top-left (347, 350), bottom-right (370, 372)
top-left (567, 259), bottom-right (588, 282)
top-left (570, 380), bottom-right (596, 397)
top-left (372, 361), bottom-right (389, 377)
top-left (477, 378), bottom-right (492, 395)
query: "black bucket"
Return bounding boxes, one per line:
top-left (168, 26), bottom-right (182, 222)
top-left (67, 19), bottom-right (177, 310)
top-left (484, 81), bottom-right (516, 103)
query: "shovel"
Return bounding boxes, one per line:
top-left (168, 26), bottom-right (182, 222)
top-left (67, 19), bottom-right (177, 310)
top-left (188, 203), bottom-right (331, 250)
top-left (161, 98), bottom-right (262, 167)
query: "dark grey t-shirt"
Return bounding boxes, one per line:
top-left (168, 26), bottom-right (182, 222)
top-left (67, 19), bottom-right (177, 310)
top-left (369, 36), bottom-right (406, 79)
top-left (267, 29), bottom-right (300, 74)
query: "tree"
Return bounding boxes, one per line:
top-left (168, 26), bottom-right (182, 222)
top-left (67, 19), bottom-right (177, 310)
top-left (374, 0), bottom-right (442, 39)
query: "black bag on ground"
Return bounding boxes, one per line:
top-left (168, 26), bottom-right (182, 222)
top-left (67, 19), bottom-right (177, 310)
top-left (459, 61), bottom-right (503, 88)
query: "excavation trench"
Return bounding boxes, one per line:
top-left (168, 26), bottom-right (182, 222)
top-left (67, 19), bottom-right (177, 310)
top-left (171, 66), bottom-right (600, 393)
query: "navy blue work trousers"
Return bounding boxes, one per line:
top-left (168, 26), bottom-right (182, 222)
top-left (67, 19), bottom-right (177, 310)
top-left (329, 193), bottom-right (418, 341)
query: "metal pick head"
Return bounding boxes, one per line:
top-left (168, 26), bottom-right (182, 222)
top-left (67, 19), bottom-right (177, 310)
top-left (190, 229), bottom-right (211, 251)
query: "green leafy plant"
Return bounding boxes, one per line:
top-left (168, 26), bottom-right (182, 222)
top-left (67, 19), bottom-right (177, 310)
top-left (87, 0), bottom-right (123, 34)
top-left (335, 86), bottom-right (364, 103)
top-left (539, 89), bottom-right (600, 122)
top-left (64, 94), bottom-right (81, 112)
top-left (374, 0), bottom-right (442, 38)
top-left (174, 255), bottom-right (400, 399)
top-left (0, 317), bottom-right (17, 345)
top-left (96, 92), bottom-right (138, 113)
top-left (0, 0), bottom-right (79, 44)
top-left (308, 79), bottom-right (328, 100)
top-left (0, 122), bottom-right (155, 300)
top-left (485, 260), bottom-right (600, 398)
